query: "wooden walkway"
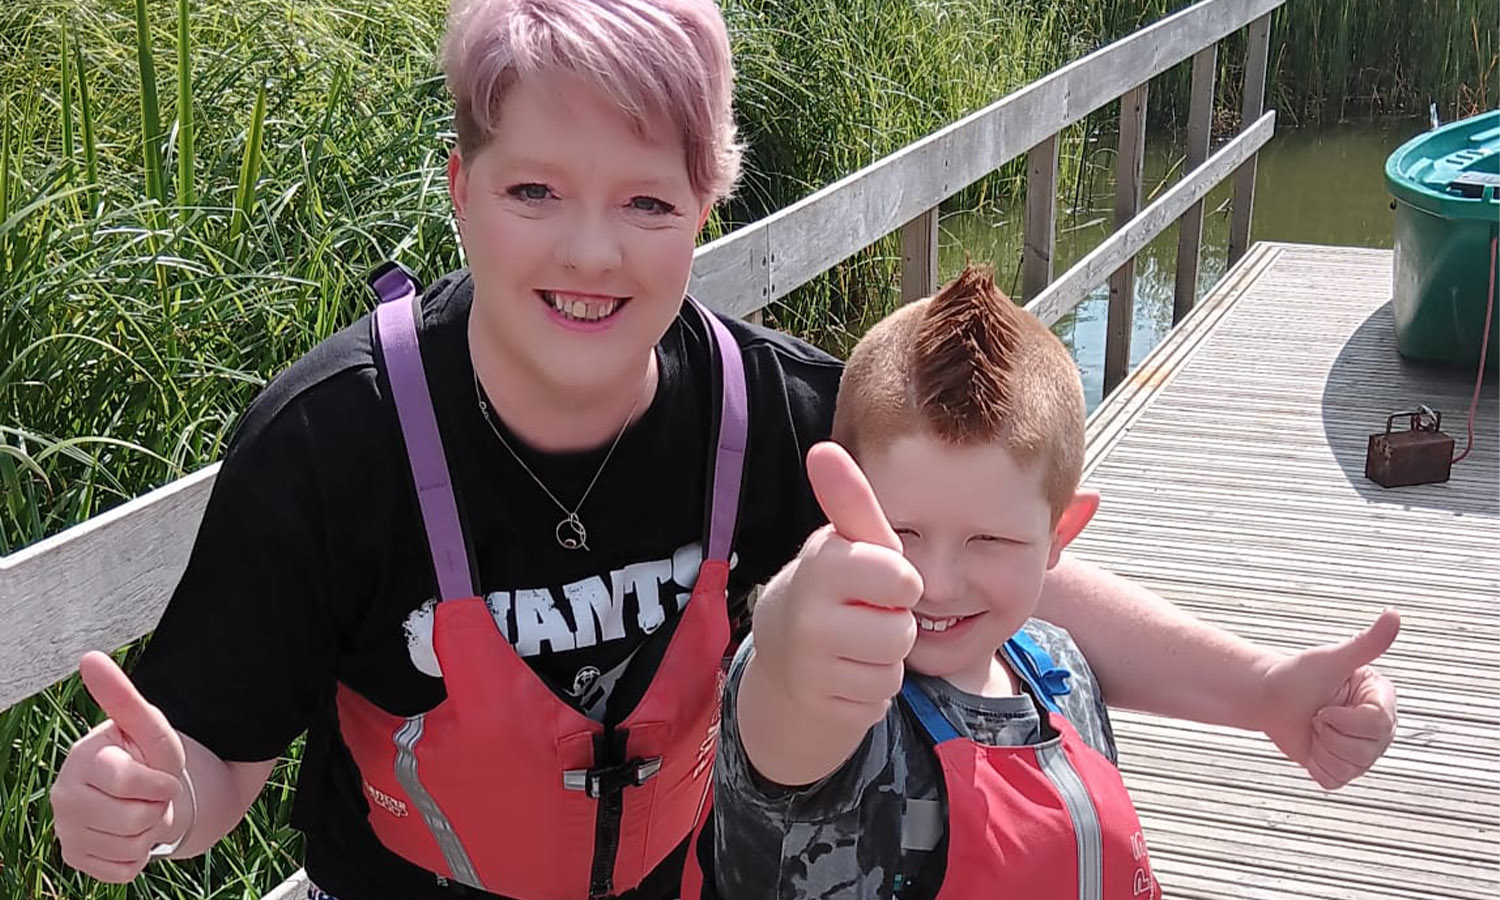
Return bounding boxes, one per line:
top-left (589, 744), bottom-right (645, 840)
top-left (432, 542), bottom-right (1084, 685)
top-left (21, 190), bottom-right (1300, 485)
top-left (1077, 242), bottom-right (1499, 899)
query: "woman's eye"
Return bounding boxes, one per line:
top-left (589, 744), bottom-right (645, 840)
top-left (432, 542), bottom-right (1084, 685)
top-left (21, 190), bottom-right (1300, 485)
top-left (507, 183), bottom-right (554, 202)
top-left (629, 195), bottom-right (676, 215)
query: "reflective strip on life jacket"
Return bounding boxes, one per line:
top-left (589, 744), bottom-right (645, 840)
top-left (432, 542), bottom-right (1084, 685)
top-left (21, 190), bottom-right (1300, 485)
top-left (1003, 634), bottom-right (1106, 898)
top-left (1034, 740), bottom-right (1104, 900)
top-left (392, 712), bottom-right (482, 888)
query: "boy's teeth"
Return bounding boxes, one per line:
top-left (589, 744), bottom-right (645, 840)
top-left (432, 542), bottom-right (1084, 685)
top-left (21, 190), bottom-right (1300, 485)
top-left (917, 615), bottom-right (965, 633)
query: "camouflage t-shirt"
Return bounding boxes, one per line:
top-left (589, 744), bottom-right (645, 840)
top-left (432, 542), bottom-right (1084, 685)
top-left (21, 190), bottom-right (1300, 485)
top-left (711, 619), bottom-right (1117, 900)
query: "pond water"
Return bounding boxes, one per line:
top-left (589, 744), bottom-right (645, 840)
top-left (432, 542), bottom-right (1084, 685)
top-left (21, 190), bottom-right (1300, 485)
top-left (937, 116), bottom-right (1428, 409)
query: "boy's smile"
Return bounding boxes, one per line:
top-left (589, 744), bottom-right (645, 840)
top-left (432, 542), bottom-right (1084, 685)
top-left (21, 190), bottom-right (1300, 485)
top-left (914, 612), bottom-right (981, 633)
top-left (860, 433), bottom-right (1094, 696)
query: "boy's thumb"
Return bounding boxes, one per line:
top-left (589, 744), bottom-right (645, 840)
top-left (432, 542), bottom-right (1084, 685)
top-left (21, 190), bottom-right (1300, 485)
top-left (1314, 609), bottom-right (1402, 682)
top-left (807, 441), bottom-right (901, 552)
top-left (79, 650), bottom-right (186, 775)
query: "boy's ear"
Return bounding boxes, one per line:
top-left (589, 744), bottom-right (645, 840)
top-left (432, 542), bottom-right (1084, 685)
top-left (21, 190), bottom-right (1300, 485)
top-left (1047, 489), bottom-right (1100, 569)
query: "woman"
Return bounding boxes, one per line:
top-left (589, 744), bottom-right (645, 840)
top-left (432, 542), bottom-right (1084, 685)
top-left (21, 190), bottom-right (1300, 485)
top-left (49, 2), bottom-right (1398, 899)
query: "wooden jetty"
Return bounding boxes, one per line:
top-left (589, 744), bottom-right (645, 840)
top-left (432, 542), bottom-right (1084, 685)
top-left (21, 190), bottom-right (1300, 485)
top-left (1080, 242), bottom-right (1499, 899)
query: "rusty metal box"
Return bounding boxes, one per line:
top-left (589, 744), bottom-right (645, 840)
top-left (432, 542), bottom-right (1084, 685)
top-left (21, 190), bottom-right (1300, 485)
top-left (1365, 408), bottom-right (1454, 488)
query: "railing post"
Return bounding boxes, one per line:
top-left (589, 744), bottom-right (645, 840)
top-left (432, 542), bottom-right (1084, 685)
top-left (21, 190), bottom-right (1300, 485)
top-left (1105, 83), bottom-right (1148, 395)
top-left (1174, 44), bottom-right (1217, 323)
top-left (1228, 12), bottom-right (1271, 266)
top-left (899, 206), bottom-right (940, 304)
top-left (1023, 134), bottom-right (1059, 303)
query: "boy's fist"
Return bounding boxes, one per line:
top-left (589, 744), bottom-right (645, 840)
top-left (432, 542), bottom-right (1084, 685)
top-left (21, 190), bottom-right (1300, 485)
top-left (751, 441), bottom-right (923, 729)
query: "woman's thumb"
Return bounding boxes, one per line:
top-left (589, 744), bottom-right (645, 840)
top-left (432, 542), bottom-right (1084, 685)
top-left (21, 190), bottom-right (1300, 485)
top-left (79, 651), bottom-right (185, 774)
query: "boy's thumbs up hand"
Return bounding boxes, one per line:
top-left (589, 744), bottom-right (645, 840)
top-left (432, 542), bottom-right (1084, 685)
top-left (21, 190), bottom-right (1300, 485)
top-left (50, 651), bottom-right (190, 883)
top-left (750, 442), bottom-right (923, 732)
top-left (807, 439), bottom-right (904, 555)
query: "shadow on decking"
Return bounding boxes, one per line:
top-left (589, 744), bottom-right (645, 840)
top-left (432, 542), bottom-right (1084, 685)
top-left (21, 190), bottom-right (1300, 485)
top-left (1322, 301), bottom-right (1500, 516)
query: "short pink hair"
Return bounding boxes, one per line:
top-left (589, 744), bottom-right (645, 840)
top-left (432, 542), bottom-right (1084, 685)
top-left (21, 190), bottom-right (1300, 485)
top-left (442, 0), bottom-right (743, 203)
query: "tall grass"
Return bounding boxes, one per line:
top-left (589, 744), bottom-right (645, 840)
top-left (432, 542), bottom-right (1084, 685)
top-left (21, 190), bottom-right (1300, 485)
top-left (1267, 0), bottom-right (1496, 124)
top-left (721, 0), bottom-right (1099, 350)
top-left (1075, 0), bottom-right (1497, 128)
top-left (3, 0), bottom-right (454, 892)
top-left (1, 0), bottom-right (1495, 896)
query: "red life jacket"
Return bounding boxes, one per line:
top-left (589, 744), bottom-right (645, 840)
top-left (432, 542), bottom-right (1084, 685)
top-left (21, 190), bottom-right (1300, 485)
top-left (682, 633), bottom-right (1159, 900)
top-left (335, 265), bottom-right (748, 899)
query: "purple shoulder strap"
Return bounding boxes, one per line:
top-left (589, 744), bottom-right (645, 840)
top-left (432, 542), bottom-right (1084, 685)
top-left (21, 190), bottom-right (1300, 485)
top-left (687, 297), bottom-right (748, 564)
top-left (372, 271), bottom-right (475, 602)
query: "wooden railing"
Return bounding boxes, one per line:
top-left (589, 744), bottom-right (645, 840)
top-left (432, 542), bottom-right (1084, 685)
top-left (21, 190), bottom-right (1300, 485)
top-left (0, 0), bottom-right (1282, 894)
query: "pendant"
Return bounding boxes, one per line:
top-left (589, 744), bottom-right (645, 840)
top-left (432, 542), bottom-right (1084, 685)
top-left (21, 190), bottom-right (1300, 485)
top-left (556, 513), bottom-right (589, 551)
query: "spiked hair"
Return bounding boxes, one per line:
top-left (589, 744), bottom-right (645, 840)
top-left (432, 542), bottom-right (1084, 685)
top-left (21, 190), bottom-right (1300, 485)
top-left (831, 264), bottom-right (1086, 519)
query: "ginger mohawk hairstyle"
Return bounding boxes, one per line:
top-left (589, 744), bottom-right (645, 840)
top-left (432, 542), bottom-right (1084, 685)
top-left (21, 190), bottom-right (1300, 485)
top-left (831, 264), bottom-right (1087, 520)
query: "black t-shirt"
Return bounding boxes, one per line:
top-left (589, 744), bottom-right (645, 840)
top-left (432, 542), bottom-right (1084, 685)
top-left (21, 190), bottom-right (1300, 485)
top-left (130, 270), bottom-right (843, 900)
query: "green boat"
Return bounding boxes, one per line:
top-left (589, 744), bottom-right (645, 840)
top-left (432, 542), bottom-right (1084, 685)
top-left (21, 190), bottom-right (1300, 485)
top-left (1384, 109), bottom-right (1499, 370)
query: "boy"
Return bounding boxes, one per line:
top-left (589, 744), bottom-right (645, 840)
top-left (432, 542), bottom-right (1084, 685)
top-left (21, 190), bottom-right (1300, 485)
top-left (709, 264), bottom-right (1158, 899)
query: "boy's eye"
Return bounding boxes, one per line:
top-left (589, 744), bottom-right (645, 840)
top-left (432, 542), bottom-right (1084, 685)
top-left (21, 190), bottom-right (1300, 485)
top-left (969, 534), bottom-right (1025, 547)
top-left (629, 195), bottom-right (676, 215)
top-left (507, 183), bottom-right (554, 202)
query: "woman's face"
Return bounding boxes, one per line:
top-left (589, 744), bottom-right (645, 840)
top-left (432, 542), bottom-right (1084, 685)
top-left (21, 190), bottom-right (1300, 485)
top-left (450, 72), bottom-right (711, 400)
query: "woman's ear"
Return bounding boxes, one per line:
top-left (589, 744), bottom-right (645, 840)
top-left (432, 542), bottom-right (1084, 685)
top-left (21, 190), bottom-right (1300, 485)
top-left (448, 150), bottom-right (468, 224)
top-left (1047, 489), bottom-right (1100, 569)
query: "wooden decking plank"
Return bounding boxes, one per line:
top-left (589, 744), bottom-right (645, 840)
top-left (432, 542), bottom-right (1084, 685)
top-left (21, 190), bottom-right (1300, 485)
top-left (1117, 748), bottom-right (1498, 819)
top-left (1135, 815), bottom-right (1491, 890)
top-left (1124, 776), bottom-right (1492, 858)
top-left (1090, 561), bottom-right (1500, 612)
top-left (1077, 241), bottom-right (1499, 897)
top-left (1114, 715), bottom-right (1500, 778)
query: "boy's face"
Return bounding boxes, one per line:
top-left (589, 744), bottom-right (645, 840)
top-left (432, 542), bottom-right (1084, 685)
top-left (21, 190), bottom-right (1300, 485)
top-left (449, 72), bottom-right (712, 397)
top-left (860, 433), bottom-right (1093, 691)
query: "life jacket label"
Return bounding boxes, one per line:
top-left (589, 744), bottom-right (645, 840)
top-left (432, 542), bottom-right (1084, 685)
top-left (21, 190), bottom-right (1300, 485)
top-left (366, 781), bottom-right (410, 818)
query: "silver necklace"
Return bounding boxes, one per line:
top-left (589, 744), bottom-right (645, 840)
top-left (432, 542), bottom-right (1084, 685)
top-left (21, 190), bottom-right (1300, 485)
top-left (473, 371), bottom-right (642, 551)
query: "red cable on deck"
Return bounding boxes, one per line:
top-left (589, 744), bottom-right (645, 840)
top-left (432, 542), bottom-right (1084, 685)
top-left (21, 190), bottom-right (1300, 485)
top-left (1452, 234), bottom-right (1497, 465)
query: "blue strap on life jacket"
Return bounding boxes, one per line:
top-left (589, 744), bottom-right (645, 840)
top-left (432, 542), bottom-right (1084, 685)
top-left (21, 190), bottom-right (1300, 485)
top-left (899, 680), bottom-right (962, 745)
top-left (1001, 630), bottom-right (1073, 715)
top-left (902, 629), bottom-right (1077, 744)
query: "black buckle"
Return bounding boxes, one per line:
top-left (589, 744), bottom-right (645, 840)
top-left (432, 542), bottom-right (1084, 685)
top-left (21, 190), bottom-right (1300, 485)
top-left (366, 260), bottom-right (422, 304)
top-left (562, 757), bottom-right (663, 799)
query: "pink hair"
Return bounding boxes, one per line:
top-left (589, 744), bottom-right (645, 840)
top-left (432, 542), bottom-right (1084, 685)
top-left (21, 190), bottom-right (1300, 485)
top-left (442, 0), bottom-right (743, 202)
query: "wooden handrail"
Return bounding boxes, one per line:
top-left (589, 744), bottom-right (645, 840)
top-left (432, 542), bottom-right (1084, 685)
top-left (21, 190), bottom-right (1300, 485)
top-left (687, 0), bottom-right (1284, 318)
